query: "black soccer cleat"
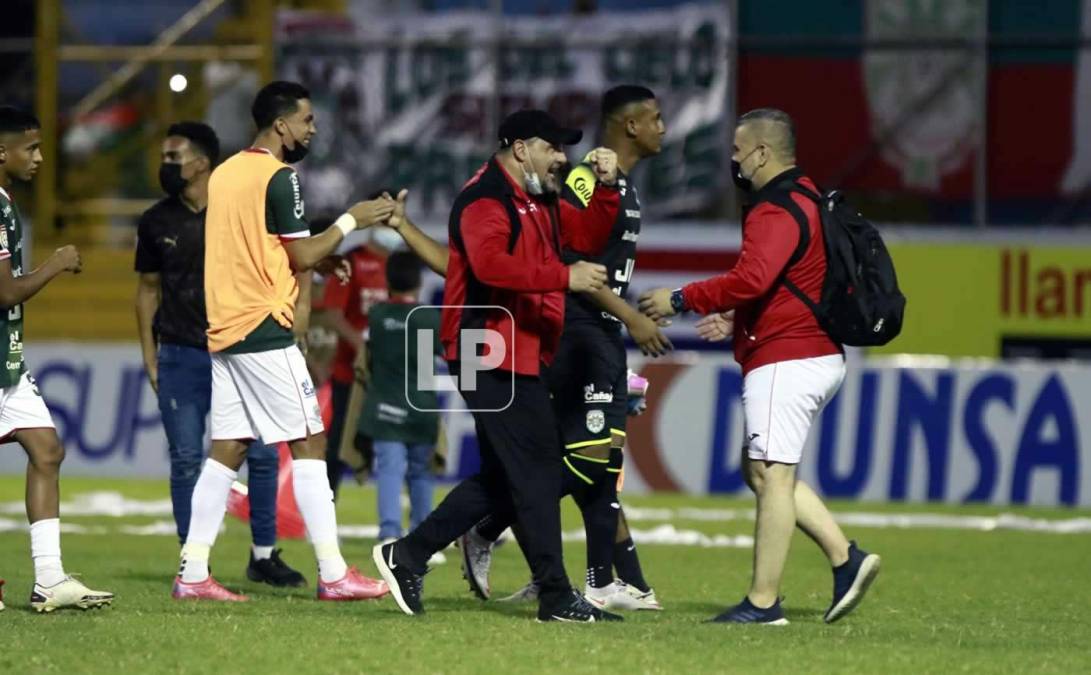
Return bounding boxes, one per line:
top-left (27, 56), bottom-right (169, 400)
top-left (373, 541), bottom-right (425, 616)
top-left (246, 549), bottom-right (307, 588)
top-left (824, 540), bottom-right (881, 623)
top-left (537, 589), bottom-right (623, 623)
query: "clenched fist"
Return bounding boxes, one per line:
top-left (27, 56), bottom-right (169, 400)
top-left (586, 147), bottom-right (619, 186)
top-left (53, 245), bottom-right (82, 273)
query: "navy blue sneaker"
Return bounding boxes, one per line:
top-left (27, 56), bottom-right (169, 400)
top-left (710, 597), bottom-right (789, 625)
top-left (824, 540), bottom-right (881, 623)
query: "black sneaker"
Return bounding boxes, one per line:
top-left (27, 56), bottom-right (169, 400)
top-left (246, 549), bottom-right (307, 588)
top-left (372, 541), bottom-right (425, 616)
top-left (537, 590), bottom-right (623, 623)
top-left (824, 540), bottom-right (881, 623)
top-left (709, 597), bottom-right (789, 625)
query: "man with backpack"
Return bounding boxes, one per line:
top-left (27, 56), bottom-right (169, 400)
top-left (639, 108), bottom-right (884, 626)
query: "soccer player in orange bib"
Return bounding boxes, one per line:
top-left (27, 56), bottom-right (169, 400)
top-left (171, 81), bottom-right (394, 602)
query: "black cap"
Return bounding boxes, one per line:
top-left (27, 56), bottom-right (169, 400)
top-left (498, 109), bottom-right (583, 149)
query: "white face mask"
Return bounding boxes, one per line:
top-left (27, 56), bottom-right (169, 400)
top-left (521, 161), bottom-right (544, 195)
top-left (517, 144), bottom-right (544, 195)
top-left (370, 226), bottom-right (404, 252)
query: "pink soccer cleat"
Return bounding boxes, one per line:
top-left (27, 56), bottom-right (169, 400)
top-left (317, 566), bottom-right (389, 601)
top-left (171, 576), bottom-right (249, 602)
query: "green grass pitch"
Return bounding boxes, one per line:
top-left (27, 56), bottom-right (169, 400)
top-left (1, 476), bottom-right (1088, 674)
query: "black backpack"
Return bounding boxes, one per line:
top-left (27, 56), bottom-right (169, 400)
top-left (767, 185), bottom-right (906, 347)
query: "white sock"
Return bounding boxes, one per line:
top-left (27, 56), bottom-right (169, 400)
top-left (30, 518), bottom-right (66, 587)
top-left (252, 545), bottom-right (274, 561)
top-left (179, 459), bottom-right (236, 583)
top-left (292, 459), bottom-right (347, 582)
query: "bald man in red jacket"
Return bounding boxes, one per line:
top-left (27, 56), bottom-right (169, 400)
top-left (640, 108), bottom-right (881, 626)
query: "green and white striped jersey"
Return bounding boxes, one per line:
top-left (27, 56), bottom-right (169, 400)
top-left (0, 186), bottom-right (26, 388)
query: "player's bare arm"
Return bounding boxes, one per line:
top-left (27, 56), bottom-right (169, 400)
top-left (385, 189), bottom-right (449, 276)
top-left (293, 271), bottom-right (313, 352)
top-left (283, 196), bottom-right (394, 272)
top-left (134, 272), bottom-right (161, 392)
top-left (0, 245), bottom-right (80, 309)
top-left (582, 285), bottom-right (672, 357)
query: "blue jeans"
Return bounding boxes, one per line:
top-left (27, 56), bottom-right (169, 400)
top-left (157, 343), bottom-right (278, 547)
top-left (373, 440), bottom-right (435, 541)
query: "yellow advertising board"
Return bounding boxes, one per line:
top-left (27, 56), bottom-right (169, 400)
top-left (875, 243), bottom-right (1091, 357)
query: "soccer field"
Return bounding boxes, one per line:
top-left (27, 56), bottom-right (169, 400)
top-left (1, 476), bottom-right (1088, 675)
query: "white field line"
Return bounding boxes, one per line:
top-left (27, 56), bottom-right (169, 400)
top-left (1, 494), bottom-right (1089, 543)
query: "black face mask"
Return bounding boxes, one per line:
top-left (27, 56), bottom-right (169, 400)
top-left (159, 163), bottom-right (187, 197)
top-left (731, 159), bottom-right (751, 192)
top-left (282, 126), bottom-right (309, 164)
top-left (731, 146), bottom-right (761, 192)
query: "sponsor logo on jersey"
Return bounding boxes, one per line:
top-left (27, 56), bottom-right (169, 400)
top-left (383, 317), bottom-right (407, 331)
top-left (290, 172), bottom-right (305, 219)
top-left (584, 384), bottom-right (614, 403)
top-left (586, 410), bottom-right (606, 434)
top-left (301, 378), bottom-right (315, 397)
top-left (622, 230), bottom-right (639, 242)
top-left (625, 209), bottom-right (641, 219)
top-left (572, 175), bottom-right (593, 203)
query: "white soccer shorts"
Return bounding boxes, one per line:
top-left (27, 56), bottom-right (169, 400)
top-left (741, 354), bottom-right (845, 465)
top-left (0, 372), bottom-right (56, 441)
top-left (210, 345), bottom-right (324, 444)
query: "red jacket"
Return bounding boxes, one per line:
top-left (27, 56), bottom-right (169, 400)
top-left (682, 169), bottom-right (841, 375)
top-left (441, 158), bottom-right (619, 376)
top-left (316, 246), bottom-right (387, 385)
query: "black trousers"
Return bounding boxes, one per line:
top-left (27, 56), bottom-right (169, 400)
top-left (400, 366), bottom-right (570, 604)
top-left (478, 447), bottom-right (623, 568)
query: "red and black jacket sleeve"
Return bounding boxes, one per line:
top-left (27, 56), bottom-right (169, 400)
top-left (681, 205), bottom-right (800, 314)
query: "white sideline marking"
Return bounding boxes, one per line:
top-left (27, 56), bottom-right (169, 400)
top-left (622, 505), bottom-right (1091, 534)
top-left (0, 491), bottom-right (173, 517)
top-left (1, 494), bottom-right (1089, 541)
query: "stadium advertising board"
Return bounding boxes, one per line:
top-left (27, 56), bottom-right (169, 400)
top-left (876, 243), bottom-right (1091, 358)
top-left (277, 3), bottom-right (731, 220)
top-left (2, 345), bottom-right (1086, 508)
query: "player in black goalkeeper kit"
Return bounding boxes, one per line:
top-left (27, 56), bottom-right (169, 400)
top-left (458, 86), bottom-right (671, 611)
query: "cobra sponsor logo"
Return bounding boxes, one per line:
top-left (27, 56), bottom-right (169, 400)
top-left (571, 175), bottom-right (593, 204)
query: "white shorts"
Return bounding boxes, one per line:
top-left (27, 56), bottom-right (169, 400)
top-left (0, 372), bottom-right (56, 441)
top-left (742, 354), bottom-right (845, 465)
top-left (210, 346), bottom-right (324, 444)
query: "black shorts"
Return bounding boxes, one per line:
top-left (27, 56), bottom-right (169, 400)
top-left (546, 322), bottom-right (628, 450)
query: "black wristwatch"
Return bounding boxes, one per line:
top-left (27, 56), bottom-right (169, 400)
top-left (670, 288), bottom-right (687, 314)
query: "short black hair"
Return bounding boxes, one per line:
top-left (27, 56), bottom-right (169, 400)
top-left (601, 85), bottom-right (656, 120)
top-left (251, 81), bottom-right (311, 131)
top-left (0, 106), bottom-right (40, 135)
top-left (386, 250), bottom-right (422, 293)
top-left (737, 108), bottom-right (797, 159)
top-left (167, 121), bottom-right (220, 164)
